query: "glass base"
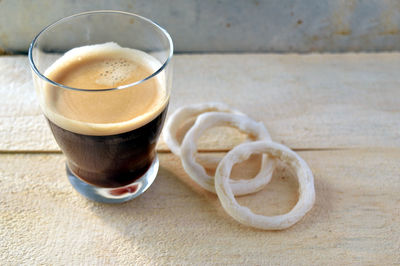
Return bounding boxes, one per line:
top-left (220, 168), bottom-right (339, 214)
top-left (66, 156), bottom-right (159, 203)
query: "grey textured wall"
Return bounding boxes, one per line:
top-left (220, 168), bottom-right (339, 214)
top-left (1, 0), bottom-right (400, 53)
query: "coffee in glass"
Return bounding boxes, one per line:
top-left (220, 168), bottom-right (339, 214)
top-left (29, 12), bottom-right (173, 203)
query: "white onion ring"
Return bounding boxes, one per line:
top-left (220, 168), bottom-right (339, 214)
top-left (180, 112), bottom-right (275, 195)
top-left (163, 102), bottom-right (243, 156)
top-left (215, 141), bottom-right (315, 230)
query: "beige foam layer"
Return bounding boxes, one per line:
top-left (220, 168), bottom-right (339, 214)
top-left (40, 43), bottom-right (169, 136)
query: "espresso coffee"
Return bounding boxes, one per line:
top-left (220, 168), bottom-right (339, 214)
top-left (43, 43), bottom-right (169, 188)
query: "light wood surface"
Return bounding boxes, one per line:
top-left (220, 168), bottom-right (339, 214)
top-left (1, 54), bottom-right (399, 265)
top-left (2, 54), bottom-right (400, 151)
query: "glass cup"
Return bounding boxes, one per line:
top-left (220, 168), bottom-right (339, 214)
top-left (29, 11), bottom-right (173, 203)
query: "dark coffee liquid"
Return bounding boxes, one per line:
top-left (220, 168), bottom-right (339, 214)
top-left (47, 106), bottom-right (168, 188)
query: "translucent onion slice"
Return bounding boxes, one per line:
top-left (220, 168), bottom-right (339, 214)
top-left (215, 141), bottom-right (315, 230)
top-left (163, 102), bottom-right (243, 156)
top-left (180, 112), bottom-right (275, 195)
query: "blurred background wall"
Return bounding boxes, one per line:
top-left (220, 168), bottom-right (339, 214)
top-left (1, 0), bottom-right (400, 54)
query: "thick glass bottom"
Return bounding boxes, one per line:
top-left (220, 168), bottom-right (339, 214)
top-left (66, 156), bottom-right (159, 203)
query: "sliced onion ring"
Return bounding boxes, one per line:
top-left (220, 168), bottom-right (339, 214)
top-left (180, 112), bottom-right (275, 195)
top-left (215, 141), bottom-right (315, 230)
top-left (163, 102), bottom-right (243, 156)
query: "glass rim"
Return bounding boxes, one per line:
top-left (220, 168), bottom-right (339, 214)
top-left (28, 10), bottom-right (174, 92)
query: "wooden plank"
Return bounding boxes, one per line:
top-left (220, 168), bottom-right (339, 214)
top-left (1, 54), bottom-right (400, 152)
top-left (1, 150), bottom-right (399, 264)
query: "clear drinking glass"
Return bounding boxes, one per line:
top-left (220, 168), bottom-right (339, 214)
top-left (29, 11), bottom-right (173, 203)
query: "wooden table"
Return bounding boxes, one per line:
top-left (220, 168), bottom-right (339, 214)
top-left (1, 54), bottom-right (399, 265)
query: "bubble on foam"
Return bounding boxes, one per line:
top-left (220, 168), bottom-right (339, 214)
top-left (45, 42), bottom-right (162, 87)
top-left (95, 58), bottom-right (138, 87)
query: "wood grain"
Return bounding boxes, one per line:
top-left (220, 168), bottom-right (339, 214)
top-left (1, 54), bottom-right (400, 151)
top-left (1, 53), bottom-right (400, 264)
top-left (1, 151), bottom-right (399, 265)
